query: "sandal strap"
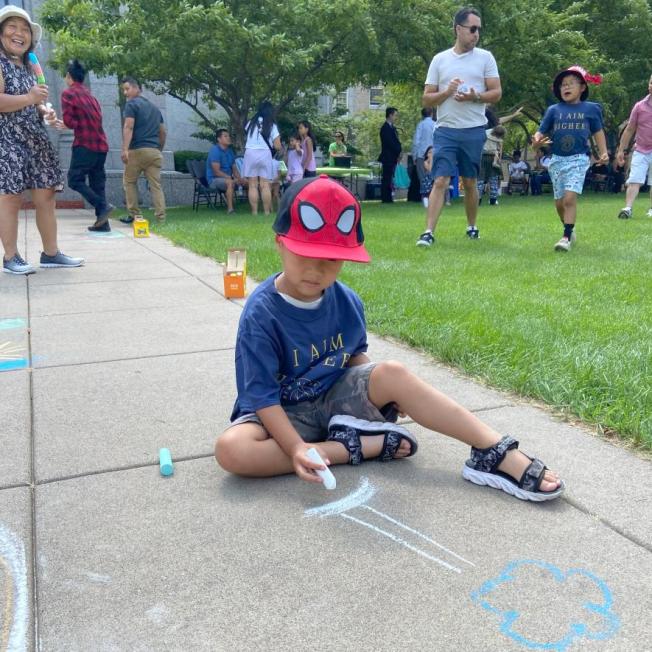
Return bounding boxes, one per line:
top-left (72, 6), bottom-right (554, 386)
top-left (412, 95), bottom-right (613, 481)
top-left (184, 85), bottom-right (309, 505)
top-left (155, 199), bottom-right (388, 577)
top-left (519, 458), bottom-right (546, 492)
top-left (379, 431), bottom-right (401, 462)
top-left (326, 426), bottom-right (363, 466)
top-left (468, 435), bottom-right (519, 473)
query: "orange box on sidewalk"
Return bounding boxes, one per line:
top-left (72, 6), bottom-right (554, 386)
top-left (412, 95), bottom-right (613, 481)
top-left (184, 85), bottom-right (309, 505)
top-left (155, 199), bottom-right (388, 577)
top-left (133, 217), bottom-right (150, 238)
top-left (223, 249), bottom-right (247, 299)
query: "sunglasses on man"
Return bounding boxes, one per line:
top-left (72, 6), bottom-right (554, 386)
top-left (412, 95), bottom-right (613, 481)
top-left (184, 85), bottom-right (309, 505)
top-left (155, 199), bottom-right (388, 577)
top-left (457, 24), bottom-right (481, 33)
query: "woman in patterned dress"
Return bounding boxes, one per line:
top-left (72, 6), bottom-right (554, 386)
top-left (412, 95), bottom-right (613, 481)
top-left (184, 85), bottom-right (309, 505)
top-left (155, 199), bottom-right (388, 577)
top-left (0, 6), bottom-right (83, 274)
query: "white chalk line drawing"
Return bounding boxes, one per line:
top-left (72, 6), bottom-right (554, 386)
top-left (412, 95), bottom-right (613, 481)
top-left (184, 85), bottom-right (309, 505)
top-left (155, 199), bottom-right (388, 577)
top-left (0, 342), bottom-right (25, 361)
top-left (0, 523), bottom-right (28, 652)
top-left (305, 477), bottom-right (473, 574)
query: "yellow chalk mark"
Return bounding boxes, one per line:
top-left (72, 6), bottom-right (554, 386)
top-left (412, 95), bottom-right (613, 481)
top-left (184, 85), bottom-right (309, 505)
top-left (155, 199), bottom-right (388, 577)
top-left (0, 554), bottom-right (13, 652)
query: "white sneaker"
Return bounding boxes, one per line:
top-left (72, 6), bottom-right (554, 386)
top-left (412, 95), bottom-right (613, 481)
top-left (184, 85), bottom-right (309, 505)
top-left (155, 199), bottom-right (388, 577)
top-left (646, 208), bottom-right (652, 218)
top-left (617, 207), bottom-right (632, 219)
top-left (3, 253), bottom-right (35, 275)
top-left (554, 237), bottom-right (571, 252)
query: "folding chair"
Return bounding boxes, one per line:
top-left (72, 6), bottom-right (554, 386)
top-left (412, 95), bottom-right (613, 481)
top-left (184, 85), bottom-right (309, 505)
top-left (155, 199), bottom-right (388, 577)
top-left (187, 160), bottom-right (226, 210)
top-left (186, 160), bottom-right (216, 210)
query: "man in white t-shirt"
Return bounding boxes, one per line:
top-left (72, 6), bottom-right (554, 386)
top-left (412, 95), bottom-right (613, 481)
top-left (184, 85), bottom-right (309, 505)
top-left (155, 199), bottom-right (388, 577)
top-left (416, 6), bottom-right (502, 247)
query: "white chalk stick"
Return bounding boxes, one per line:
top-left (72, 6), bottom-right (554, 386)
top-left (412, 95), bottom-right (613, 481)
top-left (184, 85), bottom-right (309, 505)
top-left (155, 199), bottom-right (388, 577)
top-left (306, 447), bottom-right (336, 490)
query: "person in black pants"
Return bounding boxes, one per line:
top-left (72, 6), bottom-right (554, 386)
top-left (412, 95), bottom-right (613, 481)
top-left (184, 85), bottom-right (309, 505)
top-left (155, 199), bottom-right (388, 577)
top-left (378, 107), bottom-right (402, 203)
top-left (58, 60), bottom-right (113, 231)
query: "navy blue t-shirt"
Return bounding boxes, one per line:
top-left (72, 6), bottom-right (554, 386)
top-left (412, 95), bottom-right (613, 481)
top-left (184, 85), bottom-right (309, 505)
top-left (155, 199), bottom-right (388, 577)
top-left (538, 101), bottom-right (604, 156)
top-left (231, 275), bottom-right (368, 420)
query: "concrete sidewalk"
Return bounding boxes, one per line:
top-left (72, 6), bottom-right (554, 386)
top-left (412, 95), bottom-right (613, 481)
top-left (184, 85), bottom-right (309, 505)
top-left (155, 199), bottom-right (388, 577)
top-left (1, 209), bottom-right (650, 651)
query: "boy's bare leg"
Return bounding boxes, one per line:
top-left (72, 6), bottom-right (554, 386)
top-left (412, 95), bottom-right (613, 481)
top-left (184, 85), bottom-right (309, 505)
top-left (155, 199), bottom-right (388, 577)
top-left (555, 191), bottom-right (577, 224)
top-left (215, 422), bottom-right (412, 477)
top-left (367, 361), bottom-right (560, 491)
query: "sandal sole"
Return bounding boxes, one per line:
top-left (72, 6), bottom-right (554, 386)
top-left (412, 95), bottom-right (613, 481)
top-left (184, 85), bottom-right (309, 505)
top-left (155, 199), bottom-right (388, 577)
top-left (462, 465), bottom-right (564, 502)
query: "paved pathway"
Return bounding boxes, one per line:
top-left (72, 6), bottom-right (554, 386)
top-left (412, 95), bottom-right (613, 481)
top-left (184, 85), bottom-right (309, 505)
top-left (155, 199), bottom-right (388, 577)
top-left (0, 209), bottom-right (650, 651)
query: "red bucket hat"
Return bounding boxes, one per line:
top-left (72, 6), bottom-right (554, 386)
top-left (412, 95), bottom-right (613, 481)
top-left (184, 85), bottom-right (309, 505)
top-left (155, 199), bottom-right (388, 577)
top-left (273, 175), bottom-right (370, 263)
top-left (553, 65), bottom-right (602, 102)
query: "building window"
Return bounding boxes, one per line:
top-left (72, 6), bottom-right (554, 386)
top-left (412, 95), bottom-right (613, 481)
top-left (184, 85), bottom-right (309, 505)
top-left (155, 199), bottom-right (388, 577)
top-left (335, 90), bottom-right (348, 112)
top-left (369, 86), bottom-right (384, 108)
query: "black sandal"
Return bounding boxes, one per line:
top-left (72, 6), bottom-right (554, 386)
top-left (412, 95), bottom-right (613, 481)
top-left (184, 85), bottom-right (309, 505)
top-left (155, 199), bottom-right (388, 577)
top-left (462, 435), bottom-right (564, 502)
top-left (326, 415), bottom-right (418, 465)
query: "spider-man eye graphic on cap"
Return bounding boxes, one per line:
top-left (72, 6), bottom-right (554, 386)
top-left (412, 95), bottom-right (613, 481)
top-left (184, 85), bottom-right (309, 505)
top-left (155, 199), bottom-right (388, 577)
top-left (337, 207), bottom-right (355, 234)
top-left (299, 202), bottom-right (356, 235)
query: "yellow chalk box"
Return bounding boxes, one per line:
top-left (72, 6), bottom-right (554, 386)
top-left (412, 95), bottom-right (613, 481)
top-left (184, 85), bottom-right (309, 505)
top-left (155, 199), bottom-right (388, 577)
top-left (133, 217), bottom-right (150, 238)
top-left (223, 248), bottom-right (247, 299)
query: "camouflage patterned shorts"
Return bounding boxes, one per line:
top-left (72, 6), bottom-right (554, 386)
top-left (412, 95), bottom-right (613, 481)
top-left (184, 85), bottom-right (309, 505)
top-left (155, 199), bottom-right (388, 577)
top-left (228, 362), bottom-right (395, 443)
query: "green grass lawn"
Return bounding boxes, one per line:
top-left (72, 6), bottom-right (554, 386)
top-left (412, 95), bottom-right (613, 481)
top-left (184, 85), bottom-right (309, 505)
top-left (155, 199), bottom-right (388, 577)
top-left (143, 191), bottom-right (652, 450)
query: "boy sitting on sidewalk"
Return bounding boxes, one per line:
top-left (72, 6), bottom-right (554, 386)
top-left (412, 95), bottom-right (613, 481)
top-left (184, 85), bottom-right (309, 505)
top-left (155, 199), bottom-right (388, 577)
top-left (216, 176), bottom-right (563, 502)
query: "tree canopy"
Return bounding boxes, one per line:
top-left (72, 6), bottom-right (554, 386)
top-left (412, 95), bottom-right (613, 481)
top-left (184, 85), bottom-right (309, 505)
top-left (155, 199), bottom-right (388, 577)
top-left (41, 0), bottom-right (380, 147)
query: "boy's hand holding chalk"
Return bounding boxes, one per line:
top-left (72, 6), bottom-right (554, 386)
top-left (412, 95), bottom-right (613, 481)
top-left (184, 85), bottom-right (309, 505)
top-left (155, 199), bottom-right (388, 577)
top-left (306, 447), bottom-right (336, 490)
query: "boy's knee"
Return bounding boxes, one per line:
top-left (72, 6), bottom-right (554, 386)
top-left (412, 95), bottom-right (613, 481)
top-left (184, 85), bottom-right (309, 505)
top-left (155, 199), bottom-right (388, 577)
top-left (214, 429), bottom-right (240, 472)
top-left (373, 359), bottom-right (410, 381)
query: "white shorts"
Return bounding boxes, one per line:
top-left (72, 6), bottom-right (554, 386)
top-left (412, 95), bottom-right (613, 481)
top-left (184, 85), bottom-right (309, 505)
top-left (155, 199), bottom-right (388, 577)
top-left (626, 150), bottom-right (652, 185)
top-left (243, 148), bottom-right (273, 180)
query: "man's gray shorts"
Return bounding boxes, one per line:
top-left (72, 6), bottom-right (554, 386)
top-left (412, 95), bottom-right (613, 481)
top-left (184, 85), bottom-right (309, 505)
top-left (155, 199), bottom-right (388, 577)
top-left (209, 178), bottom-right (230, 191)
top-left (227, 362), bottom-right (395, 442)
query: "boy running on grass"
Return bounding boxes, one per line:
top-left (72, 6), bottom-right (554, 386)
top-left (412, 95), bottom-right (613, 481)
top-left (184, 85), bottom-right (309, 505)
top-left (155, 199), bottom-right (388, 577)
top-left (215, 175), bottom-right (563, 502)
top-left (532, 66), bottom-right (608, 252)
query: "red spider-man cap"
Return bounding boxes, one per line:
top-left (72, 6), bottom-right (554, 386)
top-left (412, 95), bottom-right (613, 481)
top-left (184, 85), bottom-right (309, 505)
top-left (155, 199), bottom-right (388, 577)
top-left (273, 175), bottom-right (370, 263)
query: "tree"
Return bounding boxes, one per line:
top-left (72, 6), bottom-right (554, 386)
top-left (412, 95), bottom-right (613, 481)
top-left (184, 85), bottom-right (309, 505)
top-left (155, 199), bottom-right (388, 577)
top-left (40, 0), bottom-right (652, 151)
top-left (40, 0), bottom-right (379, 148)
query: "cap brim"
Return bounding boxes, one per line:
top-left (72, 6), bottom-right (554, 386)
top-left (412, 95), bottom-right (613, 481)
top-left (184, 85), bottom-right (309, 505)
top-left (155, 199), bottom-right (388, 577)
top-left (279, 235), bottom-right (370, 263)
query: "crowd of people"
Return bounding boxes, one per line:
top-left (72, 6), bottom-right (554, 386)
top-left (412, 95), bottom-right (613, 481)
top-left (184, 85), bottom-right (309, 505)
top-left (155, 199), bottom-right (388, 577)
top-left (2, 2), bottom-right (651, 275)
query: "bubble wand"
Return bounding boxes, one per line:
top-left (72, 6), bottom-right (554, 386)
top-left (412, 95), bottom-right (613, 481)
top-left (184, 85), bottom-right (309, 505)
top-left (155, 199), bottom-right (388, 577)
top-left (27, 52), bottom-right (46, 84)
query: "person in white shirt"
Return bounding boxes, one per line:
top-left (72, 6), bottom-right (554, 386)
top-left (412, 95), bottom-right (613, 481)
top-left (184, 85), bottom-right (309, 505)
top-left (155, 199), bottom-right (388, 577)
top-left (416, 6), bottom-right (501, 247)
top-left (243, 101), bottom-right (283, 215)
top-left (530, 148), bottom-right (552, 195)
top-left (507, 150), bottom-right (529, 194)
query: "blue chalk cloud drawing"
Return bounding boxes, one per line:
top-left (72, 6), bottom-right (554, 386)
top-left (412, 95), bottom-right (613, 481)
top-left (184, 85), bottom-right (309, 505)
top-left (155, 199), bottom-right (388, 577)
top-left (471, 560), bottom-right (620, 650)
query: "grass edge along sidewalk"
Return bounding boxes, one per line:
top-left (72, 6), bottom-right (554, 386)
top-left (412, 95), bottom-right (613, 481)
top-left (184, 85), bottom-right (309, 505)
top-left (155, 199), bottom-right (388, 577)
top-left (143, 193), bottom-right (652, 451)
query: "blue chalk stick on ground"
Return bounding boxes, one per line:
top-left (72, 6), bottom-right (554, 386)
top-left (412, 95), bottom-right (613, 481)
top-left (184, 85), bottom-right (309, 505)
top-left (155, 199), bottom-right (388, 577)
top-left (159, 448), bottom-right (174, 476)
